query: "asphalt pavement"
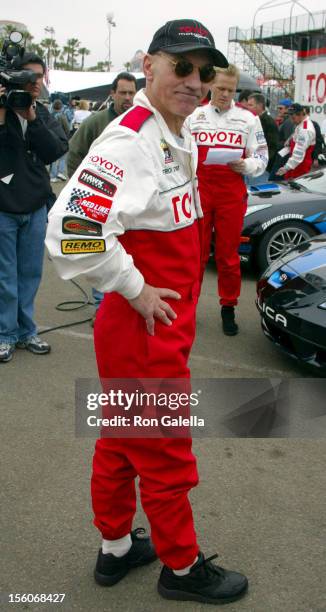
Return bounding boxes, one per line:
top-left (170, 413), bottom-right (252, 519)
top-left (1, 185), bottom-right (325, 611)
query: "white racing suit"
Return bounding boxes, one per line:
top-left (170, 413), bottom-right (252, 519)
top-left (187, 101), bottom-right (268, 305)
top-left (45, 90), bottom-right (204, 569)
top-left (280, 117), bottom-right (316, 179)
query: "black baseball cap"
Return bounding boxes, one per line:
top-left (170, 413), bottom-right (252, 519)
top-left (148, 19), bottom-right (228, 68)
top-left (288, 103), bottom-right (305, 114)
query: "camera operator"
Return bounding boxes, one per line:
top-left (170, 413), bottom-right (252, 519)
top-left (0, 52), bottom-right (68, 363)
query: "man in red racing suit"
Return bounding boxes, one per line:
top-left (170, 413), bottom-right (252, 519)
top-left (275, 103), bottom-right (316, 180)
top-left (187, 64), bottom-right (268, 335)
top-left (46, 19), bottom-right (248, 606)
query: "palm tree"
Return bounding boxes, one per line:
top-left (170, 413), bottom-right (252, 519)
top-left (29, 43), bottom-right (45, 58)
top-left (23, 30), bottom-right (34, 50)
top-left (65, 38), bottom-right (81, 70)
top-left (52, 44), bottom-right (61, 69)
top-left (78, 47), bottom-right (90, 70)
top-left (62, 46), bottom-right (71, 69)
top-left (40, 38), bottom-right (55, 67)
top-left (124, 62), bottom-right (131, 72)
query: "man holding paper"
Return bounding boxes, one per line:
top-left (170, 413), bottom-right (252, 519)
top-left (188, 64), bottom-right (268, 335)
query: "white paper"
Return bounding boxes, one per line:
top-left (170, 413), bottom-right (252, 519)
top-left (203, 148), bottom-right (243, 165)
top-left (278, 146), bottom-right (290, 158)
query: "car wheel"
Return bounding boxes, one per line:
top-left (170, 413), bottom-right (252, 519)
top-left (257, 221), bottom-right (316, 270)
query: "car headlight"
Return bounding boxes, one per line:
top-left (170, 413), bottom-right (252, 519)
top-left (245, 204), bottom-right (273, 217)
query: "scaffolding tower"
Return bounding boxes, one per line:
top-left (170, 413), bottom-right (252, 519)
top-left (228, 9), bottom-right (326, 98)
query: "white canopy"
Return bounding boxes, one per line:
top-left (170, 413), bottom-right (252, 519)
top-left (47, 69), bottom-right (258, 97)
top-left (48, 70), bottom-right (144, 94)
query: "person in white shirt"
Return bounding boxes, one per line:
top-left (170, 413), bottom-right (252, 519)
top-left (72, 99), bottom-right (92, 130)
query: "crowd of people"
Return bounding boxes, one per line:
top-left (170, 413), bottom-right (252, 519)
top-left (1, 15), bottom-right (326, 606)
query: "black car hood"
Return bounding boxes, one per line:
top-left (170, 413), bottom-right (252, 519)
top-left (263, 236), bottom-right (326, 300)
top-left (272, 235), bottom-right (326, 281)
top-left (247, 183), bottom-right (325, 208)
top-left (258, 239), bottom-right (326, 339)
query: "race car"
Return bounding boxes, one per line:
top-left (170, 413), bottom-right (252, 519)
top-left (256, 234), bottom-right (326, 374)
top-left (240, 169), bottom-right (326, 271)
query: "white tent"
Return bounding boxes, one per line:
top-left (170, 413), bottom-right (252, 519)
top-left (46, 69), bottom-right (258, 100)
top-left (48, 70), bottom-right (144, 95)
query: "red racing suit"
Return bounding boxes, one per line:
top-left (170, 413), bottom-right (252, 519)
top-left (187, 101), bottom-right (268, 305)
top-left (45, 90), bottom-right (203, 569)
top-left (282, 117), bottom-right (316, 180)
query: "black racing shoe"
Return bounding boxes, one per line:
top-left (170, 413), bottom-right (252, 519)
top-left (94, 528), bottom-right (157, 587)
top-left (221, 306), bottom-right (239, 336)
top-left (158, 552), bottom-right (248, 604)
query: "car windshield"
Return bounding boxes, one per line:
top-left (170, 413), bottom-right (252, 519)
top-left (292, 170), bottom-right (326, 195)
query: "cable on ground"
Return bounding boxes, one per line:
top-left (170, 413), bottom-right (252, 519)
top-left (38, 279), bottom-right (95, 335)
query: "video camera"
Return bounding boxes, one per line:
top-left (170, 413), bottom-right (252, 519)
top-left (0, 31), bottom-right (38, 110)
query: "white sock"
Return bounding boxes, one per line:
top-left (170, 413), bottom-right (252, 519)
top-left (102, 533), bottom-right (132, 557)
top-left (173, 556), bottom-right (198, 576)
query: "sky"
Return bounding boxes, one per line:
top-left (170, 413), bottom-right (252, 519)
top-left (2, 0), bottom-right (326, 69)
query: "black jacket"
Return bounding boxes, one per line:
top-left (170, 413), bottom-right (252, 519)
top-left (278, 117), bottom-right (295, 147)
top-left (67, 103), bottom-right (118, 177)
top-left (311, 120), bottom-right (324, 160)
top-left (259, 111), bottom-right (280, 172)
top-left (0, 102), bottom-right (68, 214)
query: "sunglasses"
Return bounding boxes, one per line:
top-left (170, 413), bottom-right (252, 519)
top-left (158, 52), bottom-right (216, 83)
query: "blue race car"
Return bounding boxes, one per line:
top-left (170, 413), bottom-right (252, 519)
top-left (240, 170), bottom-right (326, 271)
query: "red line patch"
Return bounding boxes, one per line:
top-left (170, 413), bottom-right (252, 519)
top-left (78, 195), bottom-right (112, 223)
